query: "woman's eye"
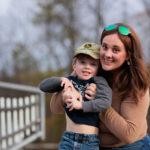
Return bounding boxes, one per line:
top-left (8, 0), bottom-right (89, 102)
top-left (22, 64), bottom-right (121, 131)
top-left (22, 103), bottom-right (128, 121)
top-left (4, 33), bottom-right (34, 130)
top-left (113, 48), bottom-right (119, 53)
top-left (102, 44), bottom-right (107, 50)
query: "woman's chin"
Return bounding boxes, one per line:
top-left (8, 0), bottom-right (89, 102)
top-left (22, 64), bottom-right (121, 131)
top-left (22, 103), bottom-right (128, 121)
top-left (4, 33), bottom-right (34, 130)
top-left (102, 65), bottom-right (112, 71)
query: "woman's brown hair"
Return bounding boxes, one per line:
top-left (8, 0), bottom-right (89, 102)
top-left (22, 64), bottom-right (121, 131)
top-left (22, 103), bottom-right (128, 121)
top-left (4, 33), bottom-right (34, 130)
top-left (100, 23), bottom-right (150, 103)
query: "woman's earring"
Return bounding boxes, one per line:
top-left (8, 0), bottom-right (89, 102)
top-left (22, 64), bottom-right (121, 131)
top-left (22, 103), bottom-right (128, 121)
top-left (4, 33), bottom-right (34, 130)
top-left (127, 60), bottom-right (130, 65)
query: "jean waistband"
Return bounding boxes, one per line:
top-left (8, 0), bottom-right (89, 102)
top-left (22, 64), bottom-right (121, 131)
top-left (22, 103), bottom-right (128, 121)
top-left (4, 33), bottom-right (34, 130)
top-left (63, 131), bottom-right (99, 144)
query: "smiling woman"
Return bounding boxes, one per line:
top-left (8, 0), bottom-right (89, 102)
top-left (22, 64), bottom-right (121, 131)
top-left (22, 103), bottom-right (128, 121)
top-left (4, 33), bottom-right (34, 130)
top-left (98, 23), bottom-right (150, 150)
top-left (50, 23), bottom-right (150, 150)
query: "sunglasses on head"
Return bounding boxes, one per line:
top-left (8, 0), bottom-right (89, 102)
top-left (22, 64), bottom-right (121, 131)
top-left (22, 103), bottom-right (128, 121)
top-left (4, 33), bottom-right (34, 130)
top-left (105, 24), bottom-right (130, 36)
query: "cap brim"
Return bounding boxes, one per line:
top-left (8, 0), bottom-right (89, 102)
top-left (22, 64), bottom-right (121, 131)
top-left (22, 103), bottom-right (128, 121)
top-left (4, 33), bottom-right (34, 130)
top-left (74, 51), bottom-right (99, 59)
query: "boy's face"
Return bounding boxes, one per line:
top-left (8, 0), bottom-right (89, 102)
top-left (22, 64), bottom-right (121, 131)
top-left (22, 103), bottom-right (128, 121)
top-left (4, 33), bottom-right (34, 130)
top-left (72, 55), bottom-right (99, 80)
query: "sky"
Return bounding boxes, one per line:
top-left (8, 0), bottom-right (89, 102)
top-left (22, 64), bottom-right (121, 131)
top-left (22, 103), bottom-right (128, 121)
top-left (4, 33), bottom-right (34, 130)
top-left (0, 0), bottom-right (11, 16)
top-left (0, 0), bottom-right (145, 18)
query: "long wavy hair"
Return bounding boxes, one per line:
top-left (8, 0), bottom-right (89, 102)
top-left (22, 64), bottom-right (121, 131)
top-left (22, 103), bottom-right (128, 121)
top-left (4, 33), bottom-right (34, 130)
top-left (100, 23), bottom-right (150, 102)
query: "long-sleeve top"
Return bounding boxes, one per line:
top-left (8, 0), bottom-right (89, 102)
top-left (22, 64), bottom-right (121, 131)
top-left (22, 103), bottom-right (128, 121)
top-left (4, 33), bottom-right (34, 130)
top-left (39, 76), bottom-right (112, 113)
top-left (99, 89), bottom-right (150, 147)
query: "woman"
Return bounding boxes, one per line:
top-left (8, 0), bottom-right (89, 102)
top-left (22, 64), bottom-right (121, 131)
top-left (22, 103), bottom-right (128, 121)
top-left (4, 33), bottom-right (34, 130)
top-left (50, 23), bottom-right (150, 149)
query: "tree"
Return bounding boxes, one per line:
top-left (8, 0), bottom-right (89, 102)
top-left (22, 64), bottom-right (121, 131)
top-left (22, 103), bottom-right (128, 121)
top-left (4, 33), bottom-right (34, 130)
top-left (33, 0), bottom-right (80, 73)
top-left (11, 43), bottom-right (40, 85)
top-left (33, 0), bottom-right (106, 73)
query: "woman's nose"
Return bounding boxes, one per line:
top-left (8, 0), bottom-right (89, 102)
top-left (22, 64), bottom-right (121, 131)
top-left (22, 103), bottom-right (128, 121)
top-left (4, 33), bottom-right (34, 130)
top-left (105, 49), bottom-right (112, 58)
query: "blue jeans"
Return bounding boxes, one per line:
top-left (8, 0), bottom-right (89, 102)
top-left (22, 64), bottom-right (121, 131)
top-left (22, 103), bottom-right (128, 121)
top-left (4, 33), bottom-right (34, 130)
top-left (100, 133), bottom-right (150, 150)
top-left (59, 131), bottom-right (100, 150)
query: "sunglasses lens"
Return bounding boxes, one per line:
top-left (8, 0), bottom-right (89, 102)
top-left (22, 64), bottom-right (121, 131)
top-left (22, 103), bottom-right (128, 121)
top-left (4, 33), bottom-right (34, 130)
top-left (119, 26), bottom-right (130, 35)
top-left (105, 24), bottom-right (117, 31)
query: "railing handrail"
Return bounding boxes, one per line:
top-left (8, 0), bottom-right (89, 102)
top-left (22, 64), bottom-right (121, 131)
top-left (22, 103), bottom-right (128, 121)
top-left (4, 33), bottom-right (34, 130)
top-left (0, 81), bottom-right (41, 94)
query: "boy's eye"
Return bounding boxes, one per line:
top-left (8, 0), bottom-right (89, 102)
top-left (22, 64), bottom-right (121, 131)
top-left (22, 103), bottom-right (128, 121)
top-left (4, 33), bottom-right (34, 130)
top-left (91, 63), bottom-right (97, 66)
top-left (80, 60), bottom-right (85, 64)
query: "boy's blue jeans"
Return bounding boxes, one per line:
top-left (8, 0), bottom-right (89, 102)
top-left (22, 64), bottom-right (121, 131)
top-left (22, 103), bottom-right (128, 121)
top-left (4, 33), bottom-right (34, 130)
top-left (59, 131), bottom-right (100, 150)
top-left (100, 133), bottom-right (150, 150)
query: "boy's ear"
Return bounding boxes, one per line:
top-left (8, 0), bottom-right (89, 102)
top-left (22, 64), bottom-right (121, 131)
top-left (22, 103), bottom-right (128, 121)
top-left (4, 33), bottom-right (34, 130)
top-left (72, 62), bottom-right (76, 70)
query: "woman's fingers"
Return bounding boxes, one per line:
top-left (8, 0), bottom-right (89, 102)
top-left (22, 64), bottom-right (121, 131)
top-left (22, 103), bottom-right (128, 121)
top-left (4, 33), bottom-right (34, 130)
top-left (63, 97), bottom-right (73, 103)
top-left (69, 106), bottom-right (74, 111)
top-left (62, 91), bottom-right (73, 103)
top-left (68, 104), bottom-right (74, 111)
top-left (66, 102), bottom-right (72, 108)
top-left (66, 102), bottom-right (74, 111)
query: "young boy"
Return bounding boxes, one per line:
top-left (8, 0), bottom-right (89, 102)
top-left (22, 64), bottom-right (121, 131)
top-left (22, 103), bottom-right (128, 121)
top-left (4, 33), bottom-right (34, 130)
top-left (39, 42), bottom-right (112, 150)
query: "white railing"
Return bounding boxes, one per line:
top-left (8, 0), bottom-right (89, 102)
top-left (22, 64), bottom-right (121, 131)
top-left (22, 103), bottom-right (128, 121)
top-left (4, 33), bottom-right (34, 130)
top-left (0, 81), bottom-right (45, 150)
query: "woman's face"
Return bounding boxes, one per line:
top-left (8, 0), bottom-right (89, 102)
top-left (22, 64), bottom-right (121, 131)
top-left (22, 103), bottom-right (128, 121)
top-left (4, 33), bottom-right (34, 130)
top-left (100, 33), bottom-right (128, 73)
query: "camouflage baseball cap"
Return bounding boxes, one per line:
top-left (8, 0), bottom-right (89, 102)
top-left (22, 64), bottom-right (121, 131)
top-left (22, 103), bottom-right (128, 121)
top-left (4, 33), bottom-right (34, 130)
top-left (74, 42), bottom-right (100, 59)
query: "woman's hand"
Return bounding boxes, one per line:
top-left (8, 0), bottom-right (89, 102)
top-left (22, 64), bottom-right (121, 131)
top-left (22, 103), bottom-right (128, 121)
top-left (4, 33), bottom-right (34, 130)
top-left (62, 86), bottom-right (83, 111)
top-left (85, 83), bottom-right (97, 100)
top-left (67, 99), bottom-right (82, 111)
top-left (62, 87), bottom-right (73, 104)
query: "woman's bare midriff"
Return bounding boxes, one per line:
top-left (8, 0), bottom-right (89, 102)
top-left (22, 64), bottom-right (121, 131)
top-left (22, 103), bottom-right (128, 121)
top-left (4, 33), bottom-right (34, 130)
top-left (65, 114), bottom-right (99, 135)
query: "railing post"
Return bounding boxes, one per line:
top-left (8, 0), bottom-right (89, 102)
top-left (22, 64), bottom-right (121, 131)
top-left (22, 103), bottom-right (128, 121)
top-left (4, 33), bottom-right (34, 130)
top-left (39, 92), bottom-right (45, 140)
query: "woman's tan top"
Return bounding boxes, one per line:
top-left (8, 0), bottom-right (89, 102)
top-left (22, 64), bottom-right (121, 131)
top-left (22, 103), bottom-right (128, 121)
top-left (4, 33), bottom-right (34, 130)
top-left (99, 89), bottom-right (150, 147)
top-left (50, 89), bottom-right (150, 147)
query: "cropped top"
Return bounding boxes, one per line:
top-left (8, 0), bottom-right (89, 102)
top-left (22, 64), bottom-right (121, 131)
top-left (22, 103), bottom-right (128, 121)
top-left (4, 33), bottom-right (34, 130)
top-left (65, 76), bottom-right (99, 127)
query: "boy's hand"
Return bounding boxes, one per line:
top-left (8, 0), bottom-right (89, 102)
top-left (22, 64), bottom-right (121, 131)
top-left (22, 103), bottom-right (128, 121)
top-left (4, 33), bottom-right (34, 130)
top-left (85, 83), bottom-right (96, 100)
top-left (60, 77), bottom-right (73, 91)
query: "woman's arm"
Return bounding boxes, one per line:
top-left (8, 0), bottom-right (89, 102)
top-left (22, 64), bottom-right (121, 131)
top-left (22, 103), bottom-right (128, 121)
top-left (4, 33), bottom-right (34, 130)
top-left (50, 92), bottom-right (65, 114)
top-left (99, 89), bottom-right (150, 144)
top-left (50, 86), bottom-right (81, 113)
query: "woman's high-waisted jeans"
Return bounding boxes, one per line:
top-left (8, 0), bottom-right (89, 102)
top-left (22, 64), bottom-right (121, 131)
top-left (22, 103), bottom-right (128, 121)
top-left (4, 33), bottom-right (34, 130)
top-left (100, 133), bottom-right (150, 150)
top-left (59, 131), bottom-right (100, 150)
